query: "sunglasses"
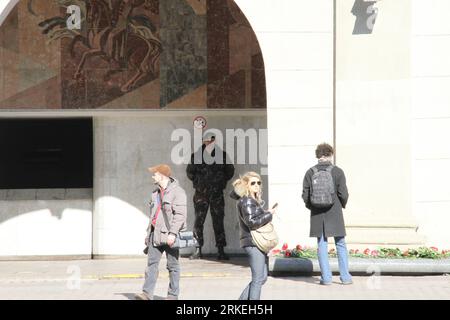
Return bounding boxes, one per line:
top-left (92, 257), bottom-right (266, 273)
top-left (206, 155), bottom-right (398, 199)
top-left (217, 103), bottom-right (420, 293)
top-left (250, 181), bottom-right (262, 186)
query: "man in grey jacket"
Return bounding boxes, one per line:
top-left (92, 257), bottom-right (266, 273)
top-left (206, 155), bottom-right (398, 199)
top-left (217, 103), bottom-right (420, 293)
top-left (135, 164), bottom-right (187, 300)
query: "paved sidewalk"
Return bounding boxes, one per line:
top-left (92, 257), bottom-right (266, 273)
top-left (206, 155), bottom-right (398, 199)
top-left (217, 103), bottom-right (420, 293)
top-left (0, 258), bottom-right (449, 300)
top-left (0, 257), bottom-right (248, 281)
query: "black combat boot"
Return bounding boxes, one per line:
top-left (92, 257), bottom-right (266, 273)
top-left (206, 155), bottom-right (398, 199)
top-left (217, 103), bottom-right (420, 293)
top-left (189, 246), bottom-right (203, 260)
top-left (217, 246), bottom-right (229, 260)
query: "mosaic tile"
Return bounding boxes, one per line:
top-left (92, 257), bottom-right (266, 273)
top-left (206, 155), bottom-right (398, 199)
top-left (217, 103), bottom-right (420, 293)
top-left (0, 0), bottom-right (265, 109)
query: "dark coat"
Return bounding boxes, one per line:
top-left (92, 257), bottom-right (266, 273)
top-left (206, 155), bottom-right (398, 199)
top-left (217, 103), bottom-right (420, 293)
top-left (186, 145), bottom-right (235, 194)
top-left (302, 161), bottom-right (349, 238)
top-left (230, 191), bottom-right (273, 248)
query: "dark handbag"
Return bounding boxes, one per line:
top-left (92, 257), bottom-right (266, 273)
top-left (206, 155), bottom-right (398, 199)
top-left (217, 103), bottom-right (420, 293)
top-left (161, 207), bottom-right (198, 249)
top-left (172, 231), bottom-right (198, 249)
top-left (143, 231), bottom-right (197, 253)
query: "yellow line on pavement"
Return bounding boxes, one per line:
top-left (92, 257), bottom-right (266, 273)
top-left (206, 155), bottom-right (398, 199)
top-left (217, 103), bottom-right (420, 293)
top-left (87, 272), bottom-right (233, 280)
top-left (100, 274), bottom-right (144, 279)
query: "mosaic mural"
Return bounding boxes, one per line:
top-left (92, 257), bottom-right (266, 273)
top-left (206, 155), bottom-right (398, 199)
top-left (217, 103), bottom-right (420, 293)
top-left (0, 0), bottom-right (266, 109)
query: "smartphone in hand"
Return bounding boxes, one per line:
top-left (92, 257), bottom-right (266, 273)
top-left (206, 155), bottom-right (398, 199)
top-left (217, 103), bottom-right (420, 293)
top-left (272, 203), bottom-right (279, 209)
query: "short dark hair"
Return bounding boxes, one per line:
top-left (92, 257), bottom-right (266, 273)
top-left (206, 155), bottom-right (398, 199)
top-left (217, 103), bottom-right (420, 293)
top-left (315, 143), bottom-right (334, 158)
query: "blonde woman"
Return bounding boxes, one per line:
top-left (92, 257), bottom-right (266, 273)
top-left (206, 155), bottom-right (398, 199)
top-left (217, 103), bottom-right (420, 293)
top-left (230, 172), bottom-right (277, 300)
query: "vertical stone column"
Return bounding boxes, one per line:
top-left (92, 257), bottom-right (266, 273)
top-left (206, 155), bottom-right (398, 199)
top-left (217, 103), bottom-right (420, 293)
top-left (411, 0), bottom-right (450, 249)
top-left (236, 0), bottom-right (335, 248)
top-left (335, 0), bottom-right (424, 248)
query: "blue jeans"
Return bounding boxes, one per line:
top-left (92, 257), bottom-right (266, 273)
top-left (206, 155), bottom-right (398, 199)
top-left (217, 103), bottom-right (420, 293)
top-left (317, 234), bottom-right (352, 283)
top-left (239, 246), bottom-right (268, 300)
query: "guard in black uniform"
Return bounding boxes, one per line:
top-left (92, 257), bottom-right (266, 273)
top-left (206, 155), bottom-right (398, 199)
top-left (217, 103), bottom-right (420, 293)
top-left (186, 134), bottom-right (235, 260)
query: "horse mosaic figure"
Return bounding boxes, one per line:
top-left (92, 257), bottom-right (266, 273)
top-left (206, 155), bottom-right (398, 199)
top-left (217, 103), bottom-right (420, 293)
top-left (29, 0), bottom-right (161, 93)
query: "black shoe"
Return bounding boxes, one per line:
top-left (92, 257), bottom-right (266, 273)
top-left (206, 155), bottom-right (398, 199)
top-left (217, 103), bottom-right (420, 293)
top-left (217, 247), bottom-right (230, 260)
top-left (189, 247), bottom-right (203, 260)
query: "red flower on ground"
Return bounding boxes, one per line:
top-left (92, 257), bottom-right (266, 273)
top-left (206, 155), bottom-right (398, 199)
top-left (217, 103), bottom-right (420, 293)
top-left (296, 245), bottom-right (303, 251)
top-left (371, 250), bottom-right (379, 256)
top-left (431, 246), bottom-right (438, 252)
top-left (272, 249), bottom-right (281, 254)
top-left (282, 243), bottom-right (289, 251)
top-left (355, 249), bottom-right (360, 254)
top-left (363, 248), bottom-right (370, 255)
top-left (285, 251), bottom-right (292, 257)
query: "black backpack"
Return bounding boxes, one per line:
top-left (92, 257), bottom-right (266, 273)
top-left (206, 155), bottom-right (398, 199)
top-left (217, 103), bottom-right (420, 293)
top-left (310, 165), bottom-right (335, 208)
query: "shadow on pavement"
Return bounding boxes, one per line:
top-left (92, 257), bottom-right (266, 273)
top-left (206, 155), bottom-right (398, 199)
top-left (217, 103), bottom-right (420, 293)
top-left (116, 293), bottom-right (166, 300)
top-left (274, 276), bottom-right (322, 285)
top-left (186, 256), bottom-right (321, 285)
top-left (191, 255), bottom-right (248, 267)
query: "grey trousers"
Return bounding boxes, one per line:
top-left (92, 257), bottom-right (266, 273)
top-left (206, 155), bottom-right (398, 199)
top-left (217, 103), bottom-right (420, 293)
top-left (142, 233), bottom-right (180, 298)
top-left (239, 246), bottom-right (268, 300)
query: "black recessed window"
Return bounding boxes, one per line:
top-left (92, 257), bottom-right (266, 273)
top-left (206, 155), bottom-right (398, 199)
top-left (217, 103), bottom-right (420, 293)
top-left (0, 118), bottom-right (93, 189)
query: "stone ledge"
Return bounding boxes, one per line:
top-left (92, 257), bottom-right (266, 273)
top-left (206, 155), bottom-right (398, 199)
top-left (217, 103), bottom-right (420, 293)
top-left (269, 257), bottom-right (450, 276)
top-left (0, 255), bottom-right (92, 262)
top-left (0, 189), bottom-right (93, 200)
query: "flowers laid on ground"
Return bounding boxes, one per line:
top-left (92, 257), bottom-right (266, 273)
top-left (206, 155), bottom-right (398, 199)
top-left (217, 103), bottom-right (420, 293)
top-left (272, 243), bottom-right (450, 259)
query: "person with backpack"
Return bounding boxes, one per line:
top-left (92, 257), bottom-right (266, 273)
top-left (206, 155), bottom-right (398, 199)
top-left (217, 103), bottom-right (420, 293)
top-left (302, 143), bottom-right (352, 285)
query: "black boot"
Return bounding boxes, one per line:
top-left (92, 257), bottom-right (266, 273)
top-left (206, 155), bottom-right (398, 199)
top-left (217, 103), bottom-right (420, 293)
top-left (189, 247), bottom-right (203, 260)
top-left (217, 246), bottom-right (229, 260)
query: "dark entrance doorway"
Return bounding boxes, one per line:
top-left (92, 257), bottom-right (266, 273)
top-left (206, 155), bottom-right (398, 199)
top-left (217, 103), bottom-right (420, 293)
top-left (0, 118), bottom-right (93, 189)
